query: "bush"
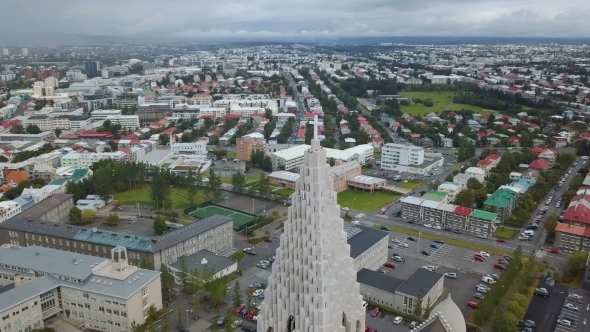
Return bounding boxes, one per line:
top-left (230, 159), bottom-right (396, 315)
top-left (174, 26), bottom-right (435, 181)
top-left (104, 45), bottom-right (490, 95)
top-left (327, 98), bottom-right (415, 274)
top-left (423, 99), bottom-right (434, 107)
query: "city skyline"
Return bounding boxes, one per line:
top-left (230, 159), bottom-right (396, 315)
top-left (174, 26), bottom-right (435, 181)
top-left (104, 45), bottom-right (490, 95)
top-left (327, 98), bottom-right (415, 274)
top-left (0, 0), bottom-right (589, 46)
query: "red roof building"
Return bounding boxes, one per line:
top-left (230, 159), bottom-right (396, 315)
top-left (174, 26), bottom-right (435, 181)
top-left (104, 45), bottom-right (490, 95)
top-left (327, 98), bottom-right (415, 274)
top-left (477, 159), bottom-right (492, 166)
top-left (556, 223), bottom-right (590, 237)
top-left (454, 206), bottom-right (473, 216)
top-left (562, 203), bottom-right (590, 227)
top-left (529, 158), bottom-right (550, 171)
top-left (409, 133), bottom-right (421, 138)
top-left (487, 154), bottom-right (501, 161)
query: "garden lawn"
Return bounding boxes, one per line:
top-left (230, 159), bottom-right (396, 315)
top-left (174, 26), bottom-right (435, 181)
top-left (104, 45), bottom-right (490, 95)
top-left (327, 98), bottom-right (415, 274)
top-left (337, 190), bottom-right (401, 212)
top-left (397, 180), bottom-right (428, 190)
top-left (113, 185), bottom-right (207, 209)
top-left (227, 151), bottom-right (236, 159)
top-left (229, 251), bottom-right (245, 262)
top-left (495, 227), bottom-right (518, 239)
top-left (274, 188), bottom-right (295, 196)
top-left (399, 91), bottom-right (498, 115)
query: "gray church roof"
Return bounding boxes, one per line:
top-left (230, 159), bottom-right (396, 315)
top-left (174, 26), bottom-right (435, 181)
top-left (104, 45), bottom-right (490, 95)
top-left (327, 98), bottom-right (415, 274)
top-left (347, 225), bottom-right (388, 259)
top-left (396, 268), bottom-right (443, 297)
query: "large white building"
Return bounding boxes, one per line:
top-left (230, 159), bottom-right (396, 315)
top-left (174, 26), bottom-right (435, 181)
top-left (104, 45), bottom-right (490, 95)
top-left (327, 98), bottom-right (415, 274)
top-left (270, 144), bottom-right (374, 171)
top-left (259, 139), bottom-right (366, 331)
top-left (61, 151), bottom-right (127, 169)
top-left (104, 115), bottom-right (140, 130)
top-left (0, 245), bottom-right (162, 332)
top-left (170, 140), bottom-right (207, 156)
top-left (90, 109), bottom-right (122, 121)
top-left (381, 143), bottom-right (424, 169)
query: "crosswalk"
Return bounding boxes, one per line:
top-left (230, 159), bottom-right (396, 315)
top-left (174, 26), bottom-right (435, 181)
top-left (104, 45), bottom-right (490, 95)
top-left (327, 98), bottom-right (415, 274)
top-left (536, 251), bottom-right (546, 259)
top-left (355, 213), bottom-right (366, 218)
top-left (375, 214), bottom-right (389, 219)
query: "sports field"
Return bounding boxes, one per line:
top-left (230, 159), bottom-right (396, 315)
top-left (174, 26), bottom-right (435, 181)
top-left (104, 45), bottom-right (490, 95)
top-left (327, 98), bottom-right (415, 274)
top-left (188, 205), bottom-right (255, 230)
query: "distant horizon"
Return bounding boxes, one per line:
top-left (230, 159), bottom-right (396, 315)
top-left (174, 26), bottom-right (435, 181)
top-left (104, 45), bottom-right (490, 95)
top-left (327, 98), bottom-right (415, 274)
top-left (2, 33), bottom-right (590, 47)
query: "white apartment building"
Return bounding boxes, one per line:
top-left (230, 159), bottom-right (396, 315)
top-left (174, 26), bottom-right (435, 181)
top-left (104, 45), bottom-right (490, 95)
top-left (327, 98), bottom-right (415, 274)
top-left (90, 110), bottom-right (123, 121)
top-left (170, 141), bottom-right (207, 156)
top-left (25, 115), bottom-right (53, 131)
top-left (0, 201), bottom-right (22, 223)
top-left (0, 245), bottom-right (162, 332)
top-left (229, 104), bottom-right (263, 117)
top-left (380, 143), bottom-right (425, 171)
top-left (61, 152), bottom-right (127, 169)
top-left (199, 108), bottom-right (227, 118)
top-left (104, 115), bottom-right (140, 130)
top-left (465, 167), bottom-right (486, 183)
top-left (0, 104), bottom-right (17, 118)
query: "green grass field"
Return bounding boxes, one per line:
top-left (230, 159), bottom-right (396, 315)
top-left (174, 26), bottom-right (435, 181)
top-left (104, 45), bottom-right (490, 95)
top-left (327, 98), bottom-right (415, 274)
top-left (113, 185), bottom-right (207, 209)
top-left (337, 190), bottom-right (401, 212)
top-left (230, 251), bottom-right (245, 262)
top-left (273, 188), bottom-right (295, 196)
top-left (399, 91), bottom-right (497, 116)
top-left (495, 227), bottom-right (518, 239)
top-left (397, 180), bottom-right (428, 190)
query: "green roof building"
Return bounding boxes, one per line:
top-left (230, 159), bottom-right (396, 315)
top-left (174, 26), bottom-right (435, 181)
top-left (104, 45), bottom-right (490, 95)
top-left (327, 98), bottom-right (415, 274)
top-left (421, 190), bottom-right (449, 203)
top-left (483, 188), bottom-right (518, 221)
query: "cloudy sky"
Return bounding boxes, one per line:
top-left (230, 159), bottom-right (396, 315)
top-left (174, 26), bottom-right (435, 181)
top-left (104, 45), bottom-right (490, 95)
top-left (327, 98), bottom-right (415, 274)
top-left (3, 0), bottom-right (589, 42)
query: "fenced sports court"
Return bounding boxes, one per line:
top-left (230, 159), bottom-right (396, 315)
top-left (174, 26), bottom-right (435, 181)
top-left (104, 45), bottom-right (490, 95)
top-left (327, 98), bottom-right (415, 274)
top-left (184, 201), bottom-right (256, 231)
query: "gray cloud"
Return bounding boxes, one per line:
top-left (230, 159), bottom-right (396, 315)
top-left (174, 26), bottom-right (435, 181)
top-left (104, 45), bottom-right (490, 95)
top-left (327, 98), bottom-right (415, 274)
top-left (1, 0), bottom-right (588, 42)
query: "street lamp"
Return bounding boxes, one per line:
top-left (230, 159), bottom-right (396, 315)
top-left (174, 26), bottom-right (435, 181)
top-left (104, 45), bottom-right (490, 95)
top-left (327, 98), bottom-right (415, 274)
top-left (417, 231), bottom-right (422, 256)
top-left (352, 199), bottom-right (356, 211)
top-left (252, 198), bottom-right (255, 214)
top-left (186, 309), bottom-right (189, 325)
top-left (157, 326), bottom-right (161, 332)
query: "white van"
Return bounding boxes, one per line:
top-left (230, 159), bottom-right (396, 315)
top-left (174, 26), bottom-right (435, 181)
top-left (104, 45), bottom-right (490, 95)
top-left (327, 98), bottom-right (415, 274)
top-left (523, 230), bottom-right (535, 236)
top-left (482, 276), bottom-right (496, 284)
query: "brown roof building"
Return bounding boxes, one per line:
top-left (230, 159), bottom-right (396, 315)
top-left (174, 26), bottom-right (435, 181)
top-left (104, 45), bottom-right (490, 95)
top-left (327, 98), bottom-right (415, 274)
top-left (5, 170), bottom-right (28, 185)
top-left (14, 194), bottom-right (74, 223)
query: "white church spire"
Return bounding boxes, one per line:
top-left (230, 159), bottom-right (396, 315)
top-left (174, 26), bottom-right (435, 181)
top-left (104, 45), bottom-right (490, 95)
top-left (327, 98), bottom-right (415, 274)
top-left (258, 138), bottom-right (366, 332)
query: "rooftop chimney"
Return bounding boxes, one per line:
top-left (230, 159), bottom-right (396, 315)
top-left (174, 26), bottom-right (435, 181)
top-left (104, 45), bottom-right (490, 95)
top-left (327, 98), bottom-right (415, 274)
top-left (14, 274), bottom-right (22, 287)
top-left (92, 227), bottom-right (97, 233)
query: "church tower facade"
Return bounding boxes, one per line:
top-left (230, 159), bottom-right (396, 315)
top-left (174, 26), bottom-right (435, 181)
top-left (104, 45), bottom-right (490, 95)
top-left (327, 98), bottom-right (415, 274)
top-left (258, 136), bottom-right (366, 332)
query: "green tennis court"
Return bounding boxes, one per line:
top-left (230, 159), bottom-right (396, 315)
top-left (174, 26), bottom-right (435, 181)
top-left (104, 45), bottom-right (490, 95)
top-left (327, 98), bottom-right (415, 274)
top-left (188, 205), bottom-right (255, 230)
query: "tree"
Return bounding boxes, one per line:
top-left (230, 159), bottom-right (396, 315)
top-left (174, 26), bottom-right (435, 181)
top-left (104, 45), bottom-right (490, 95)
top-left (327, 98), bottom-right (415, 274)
top-left (54, 128), bottom-right (62, 137)
top-left (466, 178), bottom-right (483, 190)
top-left (232, 279), bottom-right (242, 308)
top-left (454, 190), bottom-right (475, 208)
top-left (160, 265), bottom-right (175, 301)
top-left (153, 215), bottom-right (168, 235)
top-left (178, 257), bottom-right (189, 288)
top-left (507, 299), bottom-right (525, 318)
top-left (412, 297), bottom-right (423, 318)
top-left (186, 168), bottom-right (197, 206)
top-left (68, 206), bottom-right (82, 223)
top-left (81, 209), bottom-right (97, 223)
top-left (192, 295), bottom-right (201, 319)
top-left (161, 314), bottom-right (170, 332)
top-left (105, 213), bottom-right (120, 225)
top-left (544, 213), bottom-right (558, 236)
top-left (150, 168), bottom-right (171, 209)
top-left (25, 124), bottom-right (42, 134)
top-left (224, 312), bottom-right (234, 332)
top-left (93, 165), bottom-right (113, 203)
top-left (565, 250), bottom-right (589, 277)
top-left (492, 311), bottom-right (519, 332)
top-left (231, 171), bottom-right (246, 193)
top-left (176, 303), bottom-right (184, 326)
top-left (206, 168), bottom-right (223, 201)
top-left (9, 123), bottom-right (25, 134)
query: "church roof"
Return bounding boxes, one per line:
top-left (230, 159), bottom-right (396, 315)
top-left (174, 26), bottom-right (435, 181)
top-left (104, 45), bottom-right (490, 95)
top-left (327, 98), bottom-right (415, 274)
top-left (356, 268), bottom-right (404, 294)
top-left (347, 225), bottom-right (389, 258)
top-left (413, 294), bottom-right (466, 332)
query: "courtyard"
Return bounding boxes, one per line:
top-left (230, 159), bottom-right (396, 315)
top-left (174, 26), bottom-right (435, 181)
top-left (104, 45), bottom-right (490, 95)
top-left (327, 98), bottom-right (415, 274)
top-left (337, 190), bottom-right (401, 212)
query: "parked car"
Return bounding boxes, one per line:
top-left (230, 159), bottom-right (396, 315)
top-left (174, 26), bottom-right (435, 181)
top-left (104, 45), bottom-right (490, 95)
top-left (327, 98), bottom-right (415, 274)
top-left (383, 262), bottom-right (396, 269)
top-left (252, 289), bottom-right (264, 297)
top-left (430, 243), bottom-right (439, 249)
top-left (391, 254), bottom-right (404, 262)
top-left (370, 307), bottom-right (381, 317)
top-left (534, 288), bottom-right (549, 297)
top-left (473, 293), bottom-right (484, 299)
top-left (264, 237), bottom-right (273, 243)
top-left (421, 250), bottom-right (431, 256)
top-left (550, 248), bottom-right (560, 254)
top-left (380, 226), bottom-right (390, 231)
top-left (243, 248), bottom-right (257, 255)
top-left (248, 283), bottom-right (262, 288)
top-left (408, 236), bottom-right (417, 241)
top-left (235, 304), bottom-right (246, 314)
top-left (242, 326), bottom-right (257, 332)
top-left (433, 240), bottom-right (445, 244)
top-left (467, 301), bottom-right (479, 309)
top-left (444, 272), bottom-right (457, 279)
top-left (494, 264), bottom-right (506, 271)
top-left (399, 243), bottom-right (409, 248)
top-left (393, 316), bottom-right (403, 324)
top-left (564, 303), bottom-right (579, 311)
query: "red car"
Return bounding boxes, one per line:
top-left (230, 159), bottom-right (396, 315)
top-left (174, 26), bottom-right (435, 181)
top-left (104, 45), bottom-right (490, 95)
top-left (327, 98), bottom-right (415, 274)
top-left (467, 301), bottom-right (479, 309)
top-left (474, 256), bottom-right (485, 262)
top-left (235, 304), bottom-right (246, 314)
top-left (496, 238), bottom-right (506, 243)
top-left (370, 307), bottom-right (381, 317)
top-left (383, 262), bottom-right (396, 269)
top-left (247, 309), bottom-right (259, 319)
top-left (498, 258), bottom-right (507, 263)
top-left (365, 327), bottom-right (377, 332)
top-left (494, 264), bottom-right (506, 270)
top-left (474, 253), bottom-right (486, 260)
top-left (550, 248), bottom-right (560, 254)
top-left (379, 210), bottom-right (386, 215)
top-left (264, 237), bottom-right (273, 243)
